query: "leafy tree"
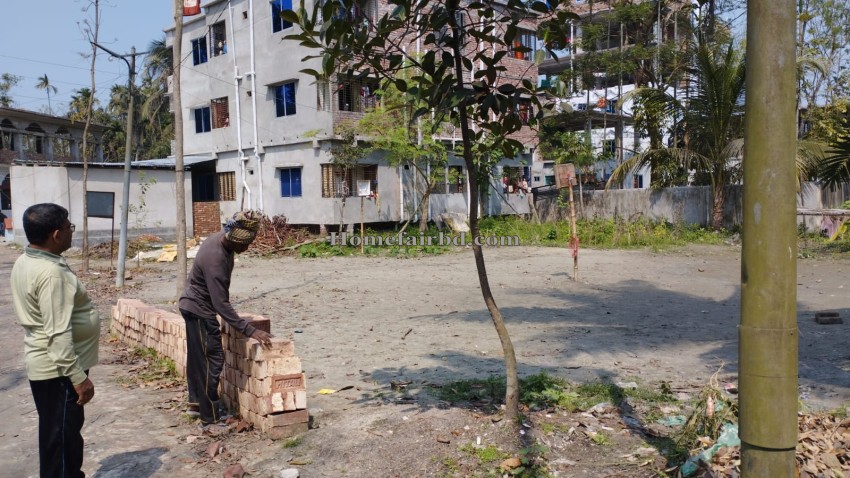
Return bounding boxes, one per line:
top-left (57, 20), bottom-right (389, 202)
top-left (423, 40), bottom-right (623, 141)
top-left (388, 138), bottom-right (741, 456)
top-left (608, 37), bottom-right (746, 230)
top-left (284, 0), bottom-right (573, 419)
top-left (328, 126), bottom-right (368, 233)
top-left (356, 82), bottom-right (447, 233)
top-left (0, 73), bottom-right (21, 107)
top-left (35, 74), bottom-right (58, 115)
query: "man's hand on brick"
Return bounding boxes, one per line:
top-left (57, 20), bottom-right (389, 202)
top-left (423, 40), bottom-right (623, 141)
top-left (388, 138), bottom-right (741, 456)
top-left (250, 329), bottom-right (273, 348)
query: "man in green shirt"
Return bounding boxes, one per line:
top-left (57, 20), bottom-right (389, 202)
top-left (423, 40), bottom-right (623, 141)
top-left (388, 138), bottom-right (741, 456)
top-left (11, 203), bottom-right (99, 478)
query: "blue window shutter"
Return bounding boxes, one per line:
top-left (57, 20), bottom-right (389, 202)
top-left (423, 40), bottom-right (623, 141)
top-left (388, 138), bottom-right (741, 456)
top-left (292, 168), bottom-right (302, 196)
top-left (203, 108), bottom-right (211, 132)
top-left (274, 85), bottom-right (284, 117)
top-left (194, 108), bottom-right (203, 133)
top-left (285, 83), bottom-right (297, 116)
top-left (280, 168), bottom-right (291, 196)
top-left (200, 38), bottom-right (207, 63)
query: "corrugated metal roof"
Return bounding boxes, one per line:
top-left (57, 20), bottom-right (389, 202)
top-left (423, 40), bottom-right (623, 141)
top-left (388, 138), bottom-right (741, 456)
top-left (131, 155), bottom-right (215, 168)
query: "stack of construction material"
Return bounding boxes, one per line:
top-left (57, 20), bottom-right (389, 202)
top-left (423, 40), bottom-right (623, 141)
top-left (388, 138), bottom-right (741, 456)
top-left (111, 299), bottom-right (187, 375)
top-left (110, 299), bottom-right (308, 438)
top-left (220, 316), bottom-right (309, 438)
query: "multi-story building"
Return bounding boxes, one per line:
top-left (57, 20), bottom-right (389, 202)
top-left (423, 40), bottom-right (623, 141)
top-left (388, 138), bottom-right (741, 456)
top-left (536, 0), bottom-right (691, 190)
top-left (167, 0), bottom-right (542, 229)
top-left (0, 106), bottom-right (107, 222)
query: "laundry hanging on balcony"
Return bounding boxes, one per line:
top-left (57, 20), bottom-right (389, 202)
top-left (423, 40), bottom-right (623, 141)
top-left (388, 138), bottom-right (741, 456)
top-left (184, 0), bottom-right (201, 16)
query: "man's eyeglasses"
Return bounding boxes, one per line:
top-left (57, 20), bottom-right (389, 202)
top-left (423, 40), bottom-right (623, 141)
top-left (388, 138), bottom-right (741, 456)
top-left (64, 223), bottom-right (76, 232)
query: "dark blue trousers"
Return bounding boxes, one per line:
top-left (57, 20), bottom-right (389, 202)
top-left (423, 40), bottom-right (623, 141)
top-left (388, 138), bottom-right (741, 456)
top-left (180, 309), bottom-right (225, 424)
top-left (29, 375), bottom-right (86, 478)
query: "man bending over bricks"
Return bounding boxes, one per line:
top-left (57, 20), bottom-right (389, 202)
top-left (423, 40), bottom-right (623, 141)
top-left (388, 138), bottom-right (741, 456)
top-left (179, 210), bottom-right (273, 429)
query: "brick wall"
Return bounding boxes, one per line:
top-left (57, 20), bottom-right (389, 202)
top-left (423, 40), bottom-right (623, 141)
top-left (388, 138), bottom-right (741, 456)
top-left (192, 201), bottom-right (221, 237)
top-left (111, 299), bottom-right (308, 438)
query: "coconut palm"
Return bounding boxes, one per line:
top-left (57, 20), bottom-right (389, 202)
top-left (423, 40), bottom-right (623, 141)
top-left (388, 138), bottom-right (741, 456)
top-left (608, 38), bottom-right (746, 230)
top-left (36, 74), bottom-right (58, 115)
top-left (812, 130), bottom-right (850, 190)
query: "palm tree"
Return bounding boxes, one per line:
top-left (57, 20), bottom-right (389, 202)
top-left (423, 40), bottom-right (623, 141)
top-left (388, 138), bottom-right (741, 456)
top-left (68, 88), bottom-right (99, 122)
top-left (36, 74), bottom-right (58, 115)
top-left (812, 130), bottom-right (850, 190)
top-left (608, 38), bottom-right (746, 230)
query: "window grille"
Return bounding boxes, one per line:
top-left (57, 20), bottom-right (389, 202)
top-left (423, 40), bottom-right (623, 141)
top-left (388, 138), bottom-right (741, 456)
top-left (218, 171), bottom-right (236, 201)
top-left (211, 97), bottom-right (229, 128)
top-left (210, 22), bottom-right (227, 57)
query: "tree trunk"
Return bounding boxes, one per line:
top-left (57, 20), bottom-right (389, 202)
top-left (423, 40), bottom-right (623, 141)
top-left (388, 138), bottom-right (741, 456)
top-left (173, 0), bottom-right (188, 297)
top-left (418, 189), bottom-right (430, 233)
top-left (448, 0), bottom-right (519, 420)
top-left (711, 184), bottom-right (725, 231)
top-left (81, 0), bottom-right (100, 274)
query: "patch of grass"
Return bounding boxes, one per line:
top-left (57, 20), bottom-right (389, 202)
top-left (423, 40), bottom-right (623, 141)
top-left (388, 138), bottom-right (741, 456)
top-left (432, 373), bottom-right (677, 413)
top-left (589, 431), bottom-right (612, 446)
top-left (282, 436), bottom-right (303, 448)
top-left (441, 456), bottom-right (459, 473)
top-left (429, 376), bottom-right (506, 404)
top-left (118, 347), bottom-right (180, 387)
top-left (460, 443), bottom-right (508, 464)
top-left (512, 443), bottom-right (552, 478)
top-left (478, 216), bottom-right (728, 250)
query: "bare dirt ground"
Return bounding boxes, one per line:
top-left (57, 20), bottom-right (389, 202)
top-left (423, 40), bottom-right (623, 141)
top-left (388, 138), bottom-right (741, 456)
top-left (1, 240), bottom-right (848, 477)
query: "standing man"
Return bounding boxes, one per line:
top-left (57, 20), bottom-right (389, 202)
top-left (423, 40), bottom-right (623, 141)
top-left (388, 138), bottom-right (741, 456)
top-left (11, 203), bottom-right (99, 478)
top-left (179, 210), bottom-right (273, 428)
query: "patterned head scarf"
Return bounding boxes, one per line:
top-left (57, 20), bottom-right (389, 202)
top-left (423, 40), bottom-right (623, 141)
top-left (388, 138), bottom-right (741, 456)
top-left (224, 210), bottom-right (261, 245)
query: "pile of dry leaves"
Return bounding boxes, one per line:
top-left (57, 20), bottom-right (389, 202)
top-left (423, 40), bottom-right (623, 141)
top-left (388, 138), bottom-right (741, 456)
top-left (683, 407), bottom-right (849, 477)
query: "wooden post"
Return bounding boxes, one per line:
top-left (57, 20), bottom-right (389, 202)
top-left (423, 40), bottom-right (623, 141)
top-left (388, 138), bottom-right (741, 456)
top-left (555, 163), bottom-right (580, 281)
top-left (567, 178), bottom-right (578, 281)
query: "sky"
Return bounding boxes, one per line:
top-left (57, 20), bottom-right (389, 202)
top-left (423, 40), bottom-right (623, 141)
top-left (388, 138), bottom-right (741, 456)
top-left (2, 1), bottom-right (174, 115)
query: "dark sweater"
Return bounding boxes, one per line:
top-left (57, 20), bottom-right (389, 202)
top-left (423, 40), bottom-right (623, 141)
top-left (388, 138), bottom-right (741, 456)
top-left (178, 231), bottom-right (256, 337)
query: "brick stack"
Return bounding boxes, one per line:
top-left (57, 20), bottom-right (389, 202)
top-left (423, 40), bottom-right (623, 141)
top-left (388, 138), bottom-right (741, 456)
top-left (110, 298), bottom-right (308, 438)
top-left (111, 299), bottom-right (187, 375)
top-left (220, 315), bottom-right (309, 438)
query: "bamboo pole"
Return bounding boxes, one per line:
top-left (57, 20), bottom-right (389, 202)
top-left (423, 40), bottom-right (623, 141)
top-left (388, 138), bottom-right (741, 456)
top-left (739, 0), bottom-right (798, 475)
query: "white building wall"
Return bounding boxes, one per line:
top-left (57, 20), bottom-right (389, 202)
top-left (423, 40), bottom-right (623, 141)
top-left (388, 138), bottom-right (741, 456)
top-left (9, 165), bottom-right (193, 246)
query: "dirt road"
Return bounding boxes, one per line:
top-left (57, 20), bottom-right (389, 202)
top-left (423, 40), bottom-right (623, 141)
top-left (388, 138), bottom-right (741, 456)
top-left (0, 241), bottom-right (847, 477)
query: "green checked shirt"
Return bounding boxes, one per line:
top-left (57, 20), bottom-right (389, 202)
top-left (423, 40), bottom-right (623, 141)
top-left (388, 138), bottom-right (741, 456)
top-left (11, 247), bottom-right (100, 385)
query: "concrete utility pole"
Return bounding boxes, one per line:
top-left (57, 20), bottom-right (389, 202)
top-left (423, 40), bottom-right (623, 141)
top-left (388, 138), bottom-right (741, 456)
top-left (173, 0), bottom-right (188, 297)
top-left (740, 0), bottom-right (798, 476)
top-left (90, 42), bottom-right (147, 288)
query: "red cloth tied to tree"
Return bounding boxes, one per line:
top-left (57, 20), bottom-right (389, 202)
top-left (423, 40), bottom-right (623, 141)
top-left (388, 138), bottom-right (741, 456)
top-left (569, 235), bottom-right (579, 259)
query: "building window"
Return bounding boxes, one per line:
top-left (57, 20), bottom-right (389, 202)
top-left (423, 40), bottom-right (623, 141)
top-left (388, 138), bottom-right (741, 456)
top-left (515, 99), bottom-right (533, 125)
top-left (22, 134), bottom-right (43, 154)
top-left (219, 171), bottom-right (236, 201)
top-left (211, 97), bottom-right (229, 128)
top-left (194, 106), bottom-right (211, 133)
top-left (193, 172), bottom-right (235, 201)
top-left (192, 36), bottom-right (208, 65)
top-left (1, 174), bottom-right (10, 209)
top-left (211, 21), bottom-right (227, 57)
top-left (271, 0), bottom-right (293, 33)
top-left (337, 76), bottom-right (379, 112)
top-left (279, 167), bottom-right (302, 197)
top-left (448, 165), bottom-right (465, 194)
top-left (320, 0), bottom-right (376, 27)
top-left (603, 139), bottom-right (616, 154)
top-left (321, 164), bottom-right (377, 197)
top-left (0, 130), bottom-right (13, 151)
top-left (317, 80), bottom-right (331, 112)
top-left (509, 29), bottom-right (537, 61)
top-left (274, 81), bottom-right (297, 117)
